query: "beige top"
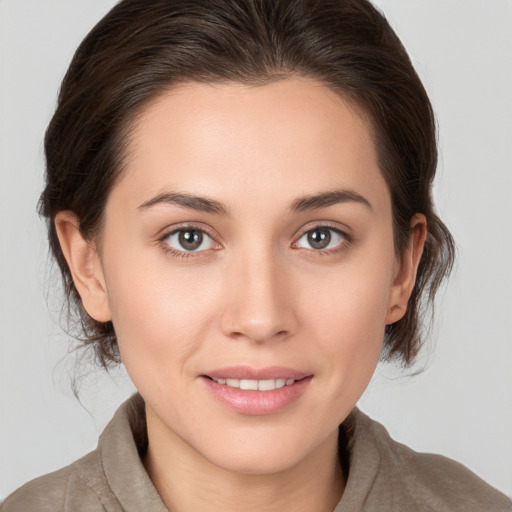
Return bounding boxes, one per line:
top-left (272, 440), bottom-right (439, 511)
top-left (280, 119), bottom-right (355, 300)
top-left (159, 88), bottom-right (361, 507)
top-left (2, 394), bottom-right (510, 512)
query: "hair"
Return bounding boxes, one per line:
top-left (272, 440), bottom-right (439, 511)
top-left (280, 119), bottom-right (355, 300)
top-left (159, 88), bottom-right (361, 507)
top-left (40, 0), bottom-right (455, 368)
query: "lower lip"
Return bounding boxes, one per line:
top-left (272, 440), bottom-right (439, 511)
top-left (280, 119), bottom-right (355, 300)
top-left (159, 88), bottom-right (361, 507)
top-left (202, 376), bottom-right (312, 416)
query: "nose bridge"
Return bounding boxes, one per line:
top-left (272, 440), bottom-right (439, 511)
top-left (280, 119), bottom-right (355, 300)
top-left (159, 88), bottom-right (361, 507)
top-left (221, 241), bottom-right (296, 343)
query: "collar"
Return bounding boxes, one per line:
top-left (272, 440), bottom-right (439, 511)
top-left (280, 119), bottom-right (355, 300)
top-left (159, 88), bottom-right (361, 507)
top-left (98, 394), bottom-right (381, 512)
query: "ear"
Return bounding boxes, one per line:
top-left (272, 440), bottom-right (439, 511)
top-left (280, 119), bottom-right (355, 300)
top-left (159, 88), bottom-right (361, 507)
top-left (385, 213), bottom-right (427, 325)
top-left (54, 211), bottom-right (112, 322)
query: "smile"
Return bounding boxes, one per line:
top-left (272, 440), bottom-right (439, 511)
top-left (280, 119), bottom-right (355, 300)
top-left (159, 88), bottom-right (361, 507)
top-left (203, 374), bottom-right (312, 415)
top-left (210, 377), bottom-right (298, 391)
top-left (202, 366), bottom-right (312, 414)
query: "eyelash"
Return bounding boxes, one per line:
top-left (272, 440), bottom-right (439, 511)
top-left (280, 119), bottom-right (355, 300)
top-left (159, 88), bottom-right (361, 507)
top-left (292, 225), bottom-right (351, 255)
top-left (158, 225), bottom-right (220, 260)
top-left (157, 224), bottom-right (351, 259)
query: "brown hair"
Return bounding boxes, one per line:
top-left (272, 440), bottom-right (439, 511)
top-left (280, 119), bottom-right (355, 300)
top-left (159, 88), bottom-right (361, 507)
top-left (40, 0), bottom-right (455, 367)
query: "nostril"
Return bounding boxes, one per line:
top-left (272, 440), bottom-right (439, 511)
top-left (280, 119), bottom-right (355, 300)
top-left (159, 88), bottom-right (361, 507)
top-left (219, 285), bottom-right (298, 343)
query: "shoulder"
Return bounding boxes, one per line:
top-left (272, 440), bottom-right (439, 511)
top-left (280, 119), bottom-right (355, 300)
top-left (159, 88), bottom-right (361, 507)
top-left (382, 434), bottom-right (511, 511)
top-left (352, 409), bottom-right (512, 512)
top-left (1, 450), bottom-right (118, 512)
top-left (1, 395), bottom-right (149, 512)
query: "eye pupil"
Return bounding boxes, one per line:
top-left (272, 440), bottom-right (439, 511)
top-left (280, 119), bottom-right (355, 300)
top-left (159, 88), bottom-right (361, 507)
top-left (307, 228), bottom-right (331, 249)
top-left (179, 230), bottom-right (203, 250)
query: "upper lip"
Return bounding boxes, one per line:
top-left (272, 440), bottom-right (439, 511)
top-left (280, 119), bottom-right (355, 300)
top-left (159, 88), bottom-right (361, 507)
top-left (204, 366), bottom-right (311, 381)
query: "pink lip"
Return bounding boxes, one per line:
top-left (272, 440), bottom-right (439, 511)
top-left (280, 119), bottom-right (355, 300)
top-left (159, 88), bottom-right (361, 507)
top-left (201, 366), bottom-right (313, 416)
top-left (205, 365), bottom-right (310, 380)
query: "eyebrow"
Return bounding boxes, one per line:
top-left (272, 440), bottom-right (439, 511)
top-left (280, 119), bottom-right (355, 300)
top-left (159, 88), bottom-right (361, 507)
top-left (291, 189), bottom-right (372, 212)
top-left (138, 192), bottom-right (230, 215)
top-left (137, 188), bottom-right (372, 216)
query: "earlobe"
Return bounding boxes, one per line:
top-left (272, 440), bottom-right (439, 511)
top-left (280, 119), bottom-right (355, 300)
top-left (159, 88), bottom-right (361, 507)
top-left (385, 214), bottom-right (427, 325)
top-left (54, 211), bottom-right (112, 323)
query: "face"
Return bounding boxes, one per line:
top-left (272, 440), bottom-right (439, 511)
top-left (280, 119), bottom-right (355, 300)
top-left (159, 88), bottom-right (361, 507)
top-left (59, 77), bottom-right (422, 475)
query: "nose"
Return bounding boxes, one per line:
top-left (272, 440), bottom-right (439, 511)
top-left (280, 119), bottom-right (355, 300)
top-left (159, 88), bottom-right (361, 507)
top-left (220, 249), bottom-right (298, 344)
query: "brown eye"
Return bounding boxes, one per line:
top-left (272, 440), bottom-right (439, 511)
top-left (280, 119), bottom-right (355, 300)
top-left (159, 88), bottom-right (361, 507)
top-left (307, 228), bottom-right (332, 249)
top-left (295, 226), bottom-right (346, 251)
top-left (164, 228), bottom-right (215, 252)
top-left (179, 230), bottom-right (203, 250)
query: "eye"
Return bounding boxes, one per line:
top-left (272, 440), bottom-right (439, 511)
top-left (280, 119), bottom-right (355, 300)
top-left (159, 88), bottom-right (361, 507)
top-left (163, 228), bottom-right (216, 252)
top-left (294, 226), bottom-right (347, 251)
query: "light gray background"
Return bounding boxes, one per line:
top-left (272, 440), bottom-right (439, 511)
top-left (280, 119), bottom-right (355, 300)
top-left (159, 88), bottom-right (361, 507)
top-left (1, 0), bottom-right (511, 500)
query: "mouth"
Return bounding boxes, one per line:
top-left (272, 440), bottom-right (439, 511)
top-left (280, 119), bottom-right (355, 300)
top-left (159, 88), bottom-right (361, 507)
top-left (205, 376), bottom-right (302, 391)
top-left (201, 367), bottom-right (313, 415)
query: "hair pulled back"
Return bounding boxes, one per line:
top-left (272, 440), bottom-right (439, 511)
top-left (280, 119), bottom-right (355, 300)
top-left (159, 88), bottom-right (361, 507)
top-left (41, 0), bottom-right (455, 367)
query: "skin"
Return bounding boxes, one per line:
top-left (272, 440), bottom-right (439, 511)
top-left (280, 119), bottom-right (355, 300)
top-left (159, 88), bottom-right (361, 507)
top-left (56, 77), bottom-right (426, 512)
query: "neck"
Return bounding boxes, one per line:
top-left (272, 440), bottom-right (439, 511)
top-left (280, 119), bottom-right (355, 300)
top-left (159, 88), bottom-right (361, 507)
top-left (143, 409), bottom-right (345, 512)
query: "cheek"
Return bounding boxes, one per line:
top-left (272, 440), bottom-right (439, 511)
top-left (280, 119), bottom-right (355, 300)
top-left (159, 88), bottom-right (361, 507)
top-left (313, 284), bottom-right (386, 378)
top-left (299, 250), bottom-right (395, 385)
top-left (101, 249), bottom-right (228, 380)
top-left (303, 252), bottom-right (394, 338)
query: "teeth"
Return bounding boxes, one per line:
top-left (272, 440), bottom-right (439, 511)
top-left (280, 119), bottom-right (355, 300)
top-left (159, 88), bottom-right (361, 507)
top-left (240, 379), bottom-right (258, 390)
top-left (258, 379), bottom-right (276, 391)
top-left (275, 379), bottom-right (286, 389)
top-left (212, 377), bottom-right (298, 391)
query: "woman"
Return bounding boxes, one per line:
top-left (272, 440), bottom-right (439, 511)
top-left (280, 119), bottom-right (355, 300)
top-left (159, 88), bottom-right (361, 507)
top-left (2, 0), bottom-right (510, 510)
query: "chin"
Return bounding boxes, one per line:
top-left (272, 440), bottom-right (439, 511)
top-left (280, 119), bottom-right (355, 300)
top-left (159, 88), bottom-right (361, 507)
top-left (205, 444), bottom-right (308, 476)
top-left (195, 424), bottom-right (337, 476)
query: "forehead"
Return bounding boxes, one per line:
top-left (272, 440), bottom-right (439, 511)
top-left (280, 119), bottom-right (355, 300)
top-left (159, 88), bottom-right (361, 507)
top-left (114, 77), bottom-right (389, 214)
